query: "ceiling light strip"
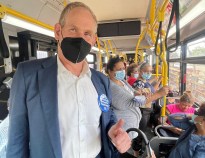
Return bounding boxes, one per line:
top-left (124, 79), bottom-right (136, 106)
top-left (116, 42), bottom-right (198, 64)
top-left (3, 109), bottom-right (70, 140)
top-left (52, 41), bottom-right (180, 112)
top-left (4, 5), bottom-right (54, 31)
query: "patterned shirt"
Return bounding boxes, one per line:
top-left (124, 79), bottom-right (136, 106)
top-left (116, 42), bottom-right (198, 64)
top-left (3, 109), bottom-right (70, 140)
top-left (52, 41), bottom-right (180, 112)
top-left (0, 116), bottom-right (9, 158)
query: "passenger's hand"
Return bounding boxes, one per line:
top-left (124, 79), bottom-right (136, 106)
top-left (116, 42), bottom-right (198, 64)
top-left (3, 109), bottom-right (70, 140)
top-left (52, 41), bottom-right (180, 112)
top-left (172, 127), bottom-right (183, 135)
top-left (146, 149), bottom-right (156, 158)
top-left (142, 88), bottom-right (151, 98)
top-left (186, 113), bottom-right (194, 119)
top-left (108, 119), bottom-right (131, 153)
top-left (157, 86), bottom-right (169, 97)
top-left (134, 89), bottom-right (143, 96)
top-left (158, 76), bottom-right (162, 83)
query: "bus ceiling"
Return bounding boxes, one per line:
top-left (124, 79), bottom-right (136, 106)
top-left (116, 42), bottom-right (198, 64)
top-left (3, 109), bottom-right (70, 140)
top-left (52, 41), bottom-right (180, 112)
top-left (0, 1), bottom-right (205, 54)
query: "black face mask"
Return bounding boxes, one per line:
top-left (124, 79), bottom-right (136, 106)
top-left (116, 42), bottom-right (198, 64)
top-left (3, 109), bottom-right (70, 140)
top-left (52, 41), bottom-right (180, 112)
top-left (60, 37), bottom-right (91, 63)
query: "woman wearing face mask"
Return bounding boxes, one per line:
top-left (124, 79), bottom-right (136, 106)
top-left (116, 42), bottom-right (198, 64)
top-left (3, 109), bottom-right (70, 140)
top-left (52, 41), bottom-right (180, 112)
top-left (127, 63), bottom-right (139, 87)
top-left (132, 62), bottom-right (168, 132)
top-left (107, 56), bottom-right (168, 156)
top-left (168, 102), bottom-right (205, 158)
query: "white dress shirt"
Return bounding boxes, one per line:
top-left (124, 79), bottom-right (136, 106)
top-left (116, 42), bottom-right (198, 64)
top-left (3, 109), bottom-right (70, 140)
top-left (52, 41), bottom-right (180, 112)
top-left (57, 57), bottom-right (102, 158)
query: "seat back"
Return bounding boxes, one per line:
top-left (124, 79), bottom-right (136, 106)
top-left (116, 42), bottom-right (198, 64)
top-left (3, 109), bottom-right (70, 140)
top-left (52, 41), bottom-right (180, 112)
top-left (150, 136), bottom-right (177, 158)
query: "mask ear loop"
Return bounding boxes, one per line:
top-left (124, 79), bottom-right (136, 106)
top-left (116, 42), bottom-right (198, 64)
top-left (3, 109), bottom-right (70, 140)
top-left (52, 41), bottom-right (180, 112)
top-left (58, 31), bottom-right (64, 47)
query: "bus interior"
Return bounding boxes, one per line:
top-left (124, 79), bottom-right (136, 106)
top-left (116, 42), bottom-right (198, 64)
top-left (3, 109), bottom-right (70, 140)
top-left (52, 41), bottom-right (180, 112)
top-left (0, 0), bottom-right (205, 157)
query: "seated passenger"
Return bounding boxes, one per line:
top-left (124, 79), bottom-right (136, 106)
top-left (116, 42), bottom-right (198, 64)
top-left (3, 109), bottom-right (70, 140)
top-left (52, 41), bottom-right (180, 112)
top-left (168, 102), bottom-right (205, 158)
top-left (126, 63), bottom-right (139, 87)
top-left (106, 56), bottom-right (168, 156)
top-left (159, 91), bottom-right (195, 136)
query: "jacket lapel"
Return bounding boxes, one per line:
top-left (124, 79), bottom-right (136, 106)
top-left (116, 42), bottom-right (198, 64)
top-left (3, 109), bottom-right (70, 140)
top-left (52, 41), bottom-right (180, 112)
top-left (38, 56), bottom-right (62, 158)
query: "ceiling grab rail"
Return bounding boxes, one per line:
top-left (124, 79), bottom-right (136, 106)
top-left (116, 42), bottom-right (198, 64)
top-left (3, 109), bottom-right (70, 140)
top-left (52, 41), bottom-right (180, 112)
top-left (0, 4), bottom-right (9, 58)
top-left (134, 21), bottom-right (149, 64)
top-left (165, 0), bottom-right (180, 52)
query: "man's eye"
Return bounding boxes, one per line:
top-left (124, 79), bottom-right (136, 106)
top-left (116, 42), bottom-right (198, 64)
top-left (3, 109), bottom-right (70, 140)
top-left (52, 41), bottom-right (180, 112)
top-left (85, 32), bottom-right (92, 37)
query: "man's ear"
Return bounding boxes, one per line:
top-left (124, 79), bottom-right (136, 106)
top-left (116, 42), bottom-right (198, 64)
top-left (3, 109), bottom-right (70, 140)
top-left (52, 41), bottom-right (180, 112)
top-left (54, 23), bottom-right (61, 41)
top-left (92, 34), bottom-right (97, 46)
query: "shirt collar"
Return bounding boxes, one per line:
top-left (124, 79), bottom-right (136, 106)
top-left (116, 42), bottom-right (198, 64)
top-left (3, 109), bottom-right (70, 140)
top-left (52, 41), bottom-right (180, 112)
top-left (57, 56), bottom-right (91, 78)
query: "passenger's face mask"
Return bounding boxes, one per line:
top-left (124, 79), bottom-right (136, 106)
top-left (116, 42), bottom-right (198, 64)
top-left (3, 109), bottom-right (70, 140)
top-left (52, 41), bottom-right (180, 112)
top-left (142, 72), bottom-right (152, 80)
top-left (191, 114), bottom-right (203, 125)
top-left (115, 70), bottom-right (125, 81)
top-left (134, 73), bottom-right (139, 79)
top-left (60, 37), bottom-right (91, 63)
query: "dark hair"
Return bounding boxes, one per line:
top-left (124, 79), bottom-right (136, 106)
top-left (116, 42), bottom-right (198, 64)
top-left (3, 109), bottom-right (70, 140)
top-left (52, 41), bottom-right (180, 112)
top-left (106, 55), bottom-right (123, 73)
top-left (180, 91), bottom-right (194, 104)
top-left (196, 102), bottom-right (205, 117)
top-left (127, 63), bottom-right (138, 76)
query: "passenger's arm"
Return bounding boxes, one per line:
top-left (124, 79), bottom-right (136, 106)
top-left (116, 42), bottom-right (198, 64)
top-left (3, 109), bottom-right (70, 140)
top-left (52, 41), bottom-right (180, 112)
top-left (167, 127), bottom-right (184, 135)
top-left (6, 63), bottom-right (29, 158)
top-left (145, 86), bottom-right (169, 104)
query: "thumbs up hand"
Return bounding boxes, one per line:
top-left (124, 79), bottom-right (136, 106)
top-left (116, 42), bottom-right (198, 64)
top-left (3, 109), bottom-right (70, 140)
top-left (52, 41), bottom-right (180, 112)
top-left (108, 119), bottom-right (131, 153)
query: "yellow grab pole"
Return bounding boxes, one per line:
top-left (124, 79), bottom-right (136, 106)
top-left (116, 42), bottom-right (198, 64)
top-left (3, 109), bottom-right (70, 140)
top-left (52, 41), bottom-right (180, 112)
top-left (159, 0), bottom-right (170, 13)
top-left (135, 21), bottom-right (149, 63)
top-left (160, 39), bottom-right (168, 119)
top-left (103, 40), bottom-right (109, 60)
top-left (139, 50), bottom-right (144, 63)
top-left (108, 40), bottom-right (114, 54)
top-left (150, 0), bottom-right (156, 26)
top-left (96, 37), bottom-right (102, 71)
top-left (156, 56), bottom-right (159, 78)
top-left (4, 5), bottom-right (53, 30)
top-left (63, 0), bottom-right (67, 6)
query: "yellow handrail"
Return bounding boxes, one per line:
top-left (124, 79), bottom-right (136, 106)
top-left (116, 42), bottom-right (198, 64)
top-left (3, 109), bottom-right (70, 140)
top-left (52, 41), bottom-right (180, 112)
top-left (3, 5), bottom-right (53, 30)
top-left (103, 40), bottom-right (110, 60)
top-left (108, 40), bottom-right (114, 54)
top-left (150, 0), bottom-right (156, 26)
top-left (160, 37), bottom-right (168, 118)
top-left (96, 37), bottom-right (102, 71)
top-left (135, 21), bottom-right (149, 63)
top-left (63, 0), bottom-right (67, 7)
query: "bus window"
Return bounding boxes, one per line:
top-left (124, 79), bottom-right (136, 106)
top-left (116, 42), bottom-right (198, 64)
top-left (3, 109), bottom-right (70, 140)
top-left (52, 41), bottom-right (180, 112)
top-left (187, 37), bottom-right (205, 58)
top-left (186, 64), bottom-right (205, 104)
top-left (169, 47), bottom-right (181, 59)
top-left (86, 53), bottom-right (96, 69)
top-left (169, 62), bottom-right (180, 93)
top-left (36, 50), bottom-right (48, 59)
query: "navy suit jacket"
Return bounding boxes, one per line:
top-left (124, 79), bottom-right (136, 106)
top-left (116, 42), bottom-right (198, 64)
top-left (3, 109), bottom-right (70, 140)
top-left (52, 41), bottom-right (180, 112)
top-left (7, 56), bottom-right (119, 158)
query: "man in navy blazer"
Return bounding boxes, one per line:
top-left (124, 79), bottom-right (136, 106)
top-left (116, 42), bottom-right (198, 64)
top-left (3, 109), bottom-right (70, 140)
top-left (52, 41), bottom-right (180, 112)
top-left (7, 2), bottom-right (131, 158)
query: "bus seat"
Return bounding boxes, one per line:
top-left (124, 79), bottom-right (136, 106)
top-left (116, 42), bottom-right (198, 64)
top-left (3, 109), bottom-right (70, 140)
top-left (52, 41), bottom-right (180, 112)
top-left (150, 136), bottom-right (177, 158)
top-left (120, 128), bottom-right (152, 158)
top-left (155, 124), bottom-right (180, 138)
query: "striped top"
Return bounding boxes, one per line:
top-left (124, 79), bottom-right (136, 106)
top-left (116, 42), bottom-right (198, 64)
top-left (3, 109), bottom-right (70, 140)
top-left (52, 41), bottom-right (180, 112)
top-left (110, 80), bottom-right (144, 139)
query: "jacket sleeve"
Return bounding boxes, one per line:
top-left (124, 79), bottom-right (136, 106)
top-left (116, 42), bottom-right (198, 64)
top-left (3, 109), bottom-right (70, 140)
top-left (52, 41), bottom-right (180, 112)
top-left (7, 63), bottom-right (29, 158)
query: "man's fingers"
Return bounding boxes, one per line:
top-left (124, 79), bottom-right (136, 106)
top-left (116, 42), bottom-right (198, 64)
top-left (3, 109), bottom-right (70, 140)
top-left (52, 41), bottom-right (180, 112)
top-left (113, 132), bottom-right (131, 153)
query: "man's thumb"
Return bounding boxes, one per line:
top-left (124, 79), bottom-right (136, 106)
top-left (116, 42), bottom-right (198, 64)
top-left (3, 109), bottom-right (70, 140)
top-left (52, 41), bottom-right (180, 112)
top-left (115, 119), bottom-right (124, 130)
